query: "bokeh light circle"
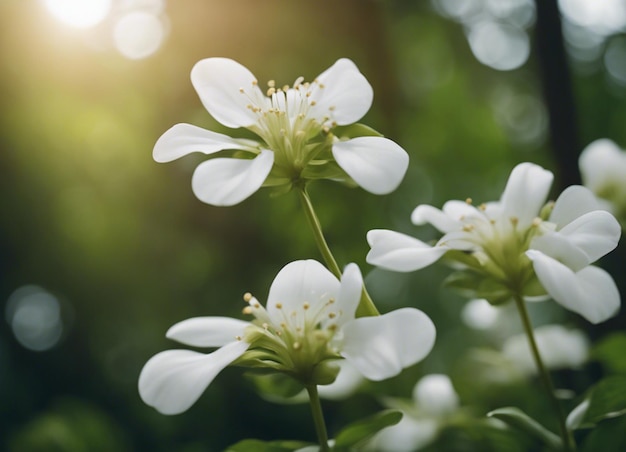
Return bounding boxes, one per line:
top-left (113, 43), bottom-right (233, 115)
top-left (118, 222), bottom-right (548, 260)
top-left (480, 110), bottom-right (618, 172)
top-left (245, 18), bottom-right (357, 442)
top-left (6, 285), bottom-right (64, 352)
top-left (113, 11), bottom-right (165, 60)
top-left (43, 0), bottom-right (111, 29)
top-left (468, 21), bottom-right (530, 71)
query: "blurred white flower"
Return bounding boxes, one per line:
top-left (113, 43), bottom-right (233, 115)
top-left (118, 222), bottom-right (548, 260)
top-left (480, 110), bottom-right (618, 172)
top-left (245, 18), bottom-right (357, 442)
top-left (139, 260), bottom-right (436, 415)
top-left (368, 374), bottom-right (460, 451)
top-left (502, 325), bottom-right (589, 375)
top-left (579, 138), bottom-right (626, 226)
top-left (367, 162), bottom-right (621, 324)
top-left (153, 58), bottom-right (409, 206)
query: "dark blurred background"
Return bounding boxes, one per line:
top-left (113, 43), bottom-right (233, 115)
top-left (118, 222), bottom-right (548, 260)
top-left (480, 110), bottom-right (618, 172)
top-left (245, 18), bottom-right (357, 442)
top-left (1, 0), bottom-right (625, 450)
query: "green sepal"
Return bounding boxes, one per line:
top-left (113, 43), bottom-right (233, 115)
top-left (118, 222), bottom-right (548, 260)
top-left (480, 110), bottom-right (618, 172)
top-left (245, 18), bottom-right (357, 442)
top-left (333, 409), bottom-right (403, 451)
top-left (225, 438), bottom-right (313, 452)
top-left (487, 407), bottom-right (562, 451)
top-left (575, 376), bottom-right (626, 429)
top-left (245, 372), bottom-right (305, 402)
top-left (332, 123), bottom-right (384, 139)
top-left (444, 271), bottom-right (512, 305)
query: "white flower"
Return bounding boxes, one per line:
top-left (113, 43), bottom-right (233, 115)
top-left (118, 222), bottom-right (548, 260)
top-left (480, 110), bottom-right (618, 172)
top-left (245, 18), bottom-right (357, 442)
top-left (579, 138), bottom-right (626, 225)
top-left (367, 374), bottom-right (459, 451)
top-left (139, 260), bottom-right (436, 415)
top-left (367, 162), bottom-right (621, 323)
top-left (153, 58), bottom-right (409, 206)
top-left (502, 325), bottom-right (589, 376)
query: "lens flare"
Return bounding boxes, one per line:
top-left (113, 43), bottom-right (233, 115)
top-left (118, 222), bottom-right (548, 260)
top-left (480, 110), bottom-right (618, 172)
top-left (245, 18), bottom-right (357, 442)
top-left (43, 0), bottom-right (111, 29)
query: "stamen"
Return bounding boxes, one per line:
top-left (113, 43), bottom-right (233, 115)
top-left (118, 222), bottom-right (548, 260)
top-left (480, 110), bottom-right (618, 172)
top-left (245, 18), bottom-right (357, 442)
top-left (243, 292), bottom-right (252, 302)
top-left (510, 217), bottom-right (519, 226)
top-left (252, 80), bottom-right (258, 86)
top-left (293, 342), bottom-right (302, 350)
top-left (242, 306), bottom-right (253, 315)
top-left (262, 322), bottom-right (269, 330)
top-left (235, 336), bottom-right (242, 341)
top-left (303, 302), bottom-right (310, 310)
top-left (328, 312), bottom-right (336, 319)
top-left (267, 80), bottom-right (275, 88)
top-left (479, 203), bottom-right (487, 211)
top-left (310, 100), bottom-right (317, 106)
top-left (267, 87), bottom-right (276, 96)
top-left (466, 197), bottom-right (473, 204)
top-left (282, 84), bottom-right (289, 91)
top-left (532, 217), bottom-right (542, 227)
top-left (463, 224), bottom-right (475, 232)
top-left (239, 87), bottom-right (244, 93)
top-left (275, 302), bottom-right (283, 309)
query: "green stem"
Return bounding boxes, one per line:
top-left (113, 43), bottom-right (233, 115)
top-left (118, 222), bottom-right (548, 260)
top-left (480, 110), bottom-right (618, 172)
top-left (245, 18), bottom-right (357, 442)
top-left (513, 294), bottom-right (575, 451)
top-left (297, 186), bottom-right (379, 317)
top-left (306, 384), bottom-right (330, 452)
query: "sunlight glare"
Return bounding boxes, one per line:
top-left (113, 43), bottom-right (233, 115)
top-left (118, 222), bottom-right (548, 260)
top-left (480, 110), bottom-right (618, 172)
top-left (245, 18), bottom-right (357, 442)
top-left (114, 11), bottom-right (165, 59)
top-left (43, 0), bottom-right (112, 28)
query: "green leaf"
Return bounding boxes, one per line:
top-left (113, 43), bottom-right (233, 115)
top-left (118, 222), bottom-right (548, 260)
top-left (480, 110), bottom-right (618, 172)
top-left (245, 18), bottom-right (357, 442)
top-left (333, 409), bottom-right (403, 451)
top-left (579, 376), bottom-right (626, 427)
top-left (592, 332), bottom-right (626, 374)
top-left (332, 123), bottom-right (384, 139)
top-left (225, 438), bottom-right (313, 452)
top-left (487, 407), bottom-right (562, 451)
top-left (579, 415), bottom-right (626, 452)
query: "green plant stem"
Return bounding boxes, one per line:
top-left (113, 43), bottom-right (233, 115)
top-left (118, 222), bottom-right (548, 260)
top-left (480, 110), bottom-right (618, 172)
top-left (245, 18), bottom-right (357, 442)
top-left (513, 294), bottom-right (575, 451)
top-left (306, 384), bottom-right (330, 452)
top-left (297, 187), bottom-right (379, 317)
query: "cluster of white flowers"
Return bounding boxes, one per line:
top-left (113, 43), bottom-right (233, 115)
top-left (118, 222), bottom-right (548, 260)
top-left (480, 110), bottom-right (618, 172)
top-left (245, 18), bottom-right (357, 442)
top-left (140, 57), bottom-right (622, 450)
top-left (367, 162), bottom-right (621, 324)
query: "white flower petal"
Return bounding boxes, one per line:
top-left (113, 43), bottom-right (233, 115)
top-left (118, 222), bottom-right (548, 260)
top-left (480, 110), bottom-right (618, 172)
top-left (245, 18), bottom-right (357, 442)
top-left (557, 210), bottom-right (621, 263)
top-left (550, 185), bottom-right (605, 227)
top-left (191, 58), bottom-right (263, 128)
top-left (317, 360), bottom-right (364, 400)
top-left (411, 204), bottom-right (460, 232)
top-left (153, 123), bottom-right (259, 163)
top-left (332, 137), bottom-right (409, 195)
top-left (266, 260), bottom-right (340, 321)
top-left (335, 263), bottom-right (363, 327)
top-left (366, 229), bottom-right (448, 272)
top-left (166, 317), bottom-right (250, 347)
top-left (340, 308), bottom-right (436, 381)
top-left (138, 341), bottom-right (249, 415)
top-left (310, 58), bottom-right (373, 125)
top-left (530, 232), bottom-right (589, 272)
top-left (500, 163), bottom-right (553, 227)
top-left (526, 250), bottom-right (620, 324)
top-left (191, 150), bottom-right (273, 206)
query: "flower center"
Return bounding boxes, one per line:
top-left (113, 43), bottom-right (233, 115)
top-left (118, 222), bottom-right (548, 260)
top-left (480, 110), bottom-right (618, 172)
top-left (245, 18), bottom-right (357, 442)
top-left (240, 292), bottom-right (342, 380)
top-left (239, 77), bottom-right (336, 177)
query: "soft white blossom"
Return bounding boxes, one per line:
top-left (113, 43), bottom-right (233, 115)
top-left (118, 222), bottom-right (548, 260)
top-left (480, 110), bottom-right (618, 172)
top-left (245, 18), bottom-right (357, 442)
top-left (502, 325), bottom-right (589, 375)
top-left (368, 374), bottom-right (460, 451)
top-left (153, 58), bottom-right (409, 206)
top-left (579, 138), bottom-right (626, 226)
top-left (367, 162), bottom-right (621, 323)
top-left (139, 260), bottom-right (435, 414)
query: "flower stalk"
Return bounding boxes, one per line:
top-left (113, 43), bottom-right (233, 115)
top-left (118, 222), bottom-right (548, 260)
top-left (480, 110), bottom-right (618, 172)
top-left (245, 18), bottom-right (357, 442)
top-left (306, 384), bottom-right (330, 452)
top-left (298, 186), bottom-right (379, 317)
top-left (513, 293), bottom-right (575, 452)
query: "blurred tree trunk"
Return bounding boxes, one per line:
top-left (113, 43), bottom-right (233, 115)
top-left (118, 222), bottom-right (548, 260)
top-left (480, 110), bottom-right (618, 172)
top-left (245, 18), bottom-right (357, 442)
top-left (533, 0), bottom-right (581, 189)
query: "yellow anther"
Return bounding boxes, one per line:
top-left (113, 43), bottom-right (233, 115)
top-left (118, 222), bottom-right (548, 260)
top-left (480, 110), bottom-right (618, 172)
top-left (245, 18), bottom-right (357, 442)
top-left (275, 302), bottom-right (283, 309)
top-left (267, 80), bottom-right (275, 88)
top-left (243, 292), bottom-right (252, 302)
top-left (463, 224), bottom-right (474, 232)
top-left (328, 298), bottom-right (335, 304)
top-left (466, 197), bottom-right (473, 204)
top-left (532, 217), bottom-right (542, 227)
top-left (242, 306), bottom-right (253, 315)
top-left (235, 335), bottom-right (242, 341)
top-left (253, 302), bottom-right (260, 309)
top-left (267, 87), bottom-right (276, 96)
top-left (328, 312), bottom-right (336, 319)
top-left (262, 322), bottom-right (269, 330)
top-left (293, 342), bottom-right (302, 350)
top-left (282, 84), bottom-right (289, 91)
top-left (303, 302), bottom-right (310, 310)
top-left (329, 105), bottom-right (335, 111)
top-left (319, 83), bottom-right (325, 88)
top-left (479, 203), bottom-right (487, 211)
top-left (510, 217), bottom-right (519, 226)
top-left (327, 324), bottom-right (337, 331)
top-left (310, 100), bottom-right (317, 106)
top-left (252, 80), bottom-right (258, 86)
top-left (239, 87), bottom-right (244, 93)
